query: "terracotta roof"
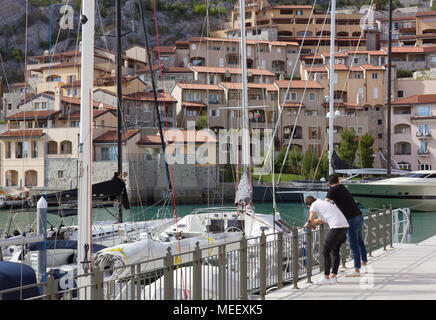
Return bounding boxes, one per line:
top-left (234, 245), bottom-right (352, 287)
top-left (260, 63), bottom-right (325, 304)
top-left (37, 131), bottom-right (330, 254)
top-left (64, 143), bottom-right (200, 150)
top-left (190, 66), bottom-right (275, 76)
top-left (182, 101), bottom-right (207, 108)
top-left (219, 82), bottom-right (277, 91)
top-left (322, 102), bottom-right (363, 110)
top-left (0, 130), bottom-right (45, 139)
top-left (152, 46), bottom-right (176, 53)
top-left (378, 16), bottom-right (415, 22)
top-left (322, 52), bottom-right (348, 58)
top-left (382, 46), bottom-right (436, 54)
top-left (163, 67), bottom-right (192, 73)
top-left (124, 92), bottom-right (177, 103)
top-left (272, 5), bottom-right (312, 9)
top-left (58, 95), bottom-right (115, 109)
top-left (360, 64), bottom-right (385, 71)
top-left (325, 64), bottom-right (349, 71)
top-left (94, 129), bottom-right (140, 143)
top-left (10, 82), bottom-right (29, 88)
top-left (176, 83), bottom-right (223, 90)
top-left (392, 94), bottom-right (436, 105)
top-left (416, 11), bottom-right (436, 17)
top-left (274, 80), bottom-right (323, 89)
top-left (350, 66), bottom-right (363, 72)
top-left (283, 103), bottom-right (305, 108)
top-left (137, 135), bottom-right (163, 145)
top-left (59, 109), bottom-right (114, 120)
top-left (7, 110), bottom-right (60, 121)
top-left (306, 66), bottom-right (327, 73)
top-left (188, 36), bottom-right (298, 47)
top-left (350, 50), bottom-right (387, 56)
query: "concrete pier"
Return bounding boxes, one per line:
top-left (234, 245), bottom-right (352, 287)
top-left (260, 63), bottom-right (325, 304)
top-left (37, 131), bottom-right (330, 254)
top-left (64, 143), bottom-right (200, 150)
top-left (266, 235), bottom-right (436, 300)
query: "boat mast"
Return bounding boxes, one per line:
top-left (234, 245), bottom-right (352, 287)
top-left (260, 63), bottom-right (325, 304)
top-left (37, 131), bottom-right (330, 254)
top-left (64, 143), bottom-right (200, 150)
top-left (138, 0), bottom-right (173, 195)
top-left (235, 0), bottom-right (252, 207)
top-left (387, 0), bottom-right (393, 177)
top-left (116, 0), bottom-right (123, 222)
top-left (77, 0), bottom-right (94, 297)
top-left (328, 0), bottom-right (336, 175)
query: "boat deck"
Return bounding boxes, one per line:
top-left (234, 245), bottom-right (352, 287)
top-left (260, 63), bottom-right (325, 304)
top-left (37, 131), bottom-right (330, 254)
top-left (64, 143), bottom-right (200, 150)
top-left (265, 235), bottom-right (436, 300)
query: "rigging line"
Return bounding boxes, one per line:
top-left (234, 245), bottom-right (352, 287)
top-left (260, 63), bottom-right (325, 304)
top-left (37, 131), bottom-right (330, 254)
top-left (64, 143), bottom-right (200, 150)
top-left (257, 0), bottom-right (319, 185)
top-left (276, 2), bottom-right (331, 187)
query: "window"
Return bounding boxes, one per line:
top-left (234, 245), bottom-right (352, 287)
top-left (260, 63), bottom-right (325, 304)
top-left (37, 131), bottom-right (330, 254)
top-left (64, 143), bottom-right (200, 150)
top-left (311, 144), bottom-right (318, 154)
top-left (67, 88), bottom-right (73, 97)
top-left (210, 109), bottom-right (219, 117)
top-left (417, 106), bottom-right (431, 117)
top-left (34, 102), bottom-right (40, 110)
top-left (74, 88), bottom-right (79, 97)
top-left (208, 94), bottom-right (219, 104)
top-left (68, 75), bottom-right (74, 83)
top-left (187, 110), bottom-right (198, 117)
top-left (398, 162), bottom-right (411, 171)
top-left (397, 90), bottom-right (404, 98)
top-left (58, 170), bottom-right (64, 179)
top-left (229, 110), bottom-right (236, 118)
top-left (270, 92), bottom-right (277, 101)
top-left (305, 110), bottom-right (318, 116)
top-left (309, 92), bottom-right (316, 101)
top-left (16, 142), bottom-right (23, 158)
top-left (354, 58), bottom-right (359, 64)
top-left (377, 119), bottom-right (382, 125)
top-left (311, 127), bottom-right (318, 139)
top-left (373, 87), bottom-right (379, 99)
top-left (357, 127), bottom-right (363, 135)
top-left (376, 106), bottom-right (380, 111)
top-left (419, 123), bottom-right (430, 136)
top-left (192, 59), bottom-right (203, 66)
top-left (372, 72), bottom-right (378, 80)
top-left (287, 92), bottom-right (297, 101)
top-left (286, 109), bottom-right (298, 116)
top-left (296, 10), bottom-right (303, 15)
top-left (230, 92), bottom-right (237, 100)
top-left (26, 122), bottom-right (33, 129)
top-left (420, 141), bottom-right (429, 153)
top-left (71, 120), bottom-right (80, 127)
top-left (354, 73), bottom-right (362, 79)
top-left (32, 141), bottom-right (38, 158)
top-left (419, 164), bottom-right (432, 170)
top-left (41, 102), bottom-right (47, 109)
top-left (6, 142), bottom-right (11, 159)
top-left (100, 146), bottom-right (117, 161)
top-left (194, 93), bottom-right (201, 101)
top-left (378, 133), bottom-right (382, 139)
top-left (8, 103), bottom-right (12, 110)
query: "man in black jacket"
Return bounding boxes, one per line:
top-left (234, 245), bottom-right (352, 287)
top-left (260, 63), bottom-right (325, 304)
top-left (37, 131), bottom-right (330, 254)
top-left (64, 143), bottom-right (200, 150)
top-left (326, 174), bottom-right (368, 277)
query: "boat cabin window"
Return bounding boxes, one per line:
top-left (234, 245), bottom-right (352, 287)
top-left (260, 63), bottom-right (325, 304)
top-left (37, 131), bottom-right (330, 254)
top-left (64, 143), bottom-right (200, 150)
top-left (207, 219), bottom-right (225, 232)
top-left (406, 173), bottom-right (429, 178)
top-left (425, 173), bottom-right (436, 178)
top-left (227, 220), bottom-right (244, 231)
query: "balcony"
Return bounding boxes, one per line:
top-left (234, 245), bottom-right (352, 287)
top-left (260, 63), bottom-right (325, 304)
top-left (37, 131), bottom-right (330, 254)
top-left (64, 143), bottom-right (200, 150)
top-left (417, 149), bottom-right (430, 157)
top-left (416, 131), bottom-right (432, 140)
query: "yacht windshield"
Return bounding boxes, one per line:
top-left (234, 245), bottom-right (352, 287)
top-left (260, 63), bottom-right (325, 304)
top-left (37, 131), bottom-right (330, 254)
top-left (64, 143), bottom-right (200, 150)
top-left (406, 173), bottom-right (430, 178)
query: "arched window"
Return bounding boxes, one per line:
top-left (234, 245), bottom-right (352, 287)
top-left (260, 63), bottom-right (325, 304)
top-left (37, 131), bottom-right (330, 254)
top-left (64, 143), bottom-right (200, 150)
top-left (48, 141), bottom-right (58, 154)
top-left (6, 170), bottom-right (18, 186)
top-left (25, 170), bottom-right (38, 187)
top-left (60, 140), bottom-right (72, 154)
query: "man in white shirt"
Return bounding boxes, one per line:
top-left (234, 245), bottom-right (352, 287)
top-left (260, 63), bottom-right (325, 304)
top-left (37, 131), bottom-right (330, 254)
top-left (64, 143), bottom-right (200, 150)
top-left (304, 195), bottom-right (349, 284)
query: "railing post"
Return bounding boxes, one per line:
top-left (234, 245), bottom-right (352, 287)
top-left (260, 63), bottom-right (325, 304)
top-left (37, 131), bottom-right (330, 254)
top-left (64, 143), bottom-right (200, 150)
top-left (44, 269), bottom-right (57, 300)
top-left (306, 226), bottom-right (313, 283)
top-left (367, 209), bottom-right (373, 257)
top-left (292, 223), bottom-right (299, 289)
top-left (375, 210), bottom-right (380, 249)
top-left (259, 231), bottom-right (267, 299)
top-left (389, 204), bottom-right (393, 248)
top-left (239, 234), bottom-right (248, 300)
top-left (136, 264), bottom-right (142, 300)
top-left (219, 244), bottom-right (226, 300)
top-left (192, 242), bottom-right (202, 300)
top-left (276, 232), bottom-right (283, 288)
top-left (164, 247), bottom-right (173, 300)
top-left (382, 205), bottom-right (387, 251)
top-left (91, 267), bottom-right (104, 300)
top-left (319, 224), bottom-right (325, 273)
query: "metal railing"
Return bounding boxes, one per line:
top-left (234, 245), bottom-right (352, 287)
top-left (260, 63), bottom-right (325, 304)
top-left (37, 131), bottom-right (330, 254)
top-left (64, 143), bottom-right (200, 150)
top-left (1, 206), bottom-right (409, 300)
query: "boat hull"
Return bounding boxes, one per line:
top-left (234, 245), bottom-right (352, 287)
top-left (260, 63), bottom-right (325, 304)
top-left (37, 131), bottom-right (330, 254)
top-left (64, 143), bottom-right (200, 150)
top-left (345, 183), bottom-right (436, 212)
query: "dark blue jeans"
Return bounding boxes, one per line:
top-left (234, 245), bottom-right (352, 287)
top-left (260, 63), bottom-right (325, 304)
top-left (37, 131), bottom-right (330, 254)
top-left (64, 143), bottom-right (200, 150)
top-left (347, 215), bottom-right (368, 269)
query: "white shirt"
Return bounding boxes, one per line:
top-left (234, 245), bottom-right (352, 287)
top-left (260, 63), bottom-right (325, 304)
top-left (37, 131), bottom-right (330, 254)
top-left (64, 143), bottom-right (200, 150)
top-left (310, 199), bottom-right (349, 229)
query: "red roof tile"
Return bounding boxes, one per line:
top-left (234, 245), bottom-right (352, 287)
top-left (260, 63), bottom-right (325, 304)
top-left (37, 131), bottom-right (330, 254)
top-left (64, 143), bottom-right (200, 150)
top-left (360, 64), bottom-right (385, 71)
top-left (94, 129), bottom-right (140, 143)
top-left (124, 92), bottom-right (177, 103)
top-left (176, 83), bottom-right (223, 90)
top-left (219, 82), bottom-right (277, 91)
top-left (274, 80), bottom-right (323, 89)
top-left (0, 130), bottom-right (45, 139)
top-left (182, 101), bottom-right (207, 108)
top-left (7, 110), bottom-right (60, 120)
top-left (392, 94), bottom-right (436, 105)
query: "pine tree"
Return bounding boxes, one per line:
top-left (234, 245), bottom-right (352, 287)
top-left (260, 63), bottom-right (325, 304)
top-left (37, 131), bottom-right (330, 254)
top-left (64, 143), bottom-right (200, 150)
top-left (338, 128), bottom-right (358, 167)
top-left (358, 133), bottom-right (375, 168)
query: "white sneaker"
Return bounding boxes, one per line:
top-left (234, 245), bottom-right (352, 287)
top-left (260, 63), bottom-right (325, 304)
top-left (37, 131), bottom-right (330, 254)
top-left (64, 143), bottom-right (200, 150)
top-left (330, 277), bottom-right (338, 284)
top-left (316, 277), bottom-right (332, 285)
top-left (345, 270), bottom-right (361, 277)
top-left (361, 265), bottom-right (368, 274)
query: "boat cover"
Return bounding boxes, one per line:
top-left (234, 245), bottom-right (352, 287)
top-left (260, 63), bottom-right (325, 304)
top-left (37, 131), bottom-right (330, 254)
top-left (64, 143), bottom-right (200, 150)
top-left (29, 240), bottom-right (106, 252)
top-left (0, 261), bottom-right (40, 300)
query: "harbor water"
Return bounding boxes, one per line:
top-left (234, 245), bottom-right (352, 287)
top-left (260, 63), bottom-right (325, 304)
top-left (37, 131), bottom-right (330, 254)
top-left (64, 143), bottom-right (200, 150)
top-left (0, 202), bottom-right (434, 244)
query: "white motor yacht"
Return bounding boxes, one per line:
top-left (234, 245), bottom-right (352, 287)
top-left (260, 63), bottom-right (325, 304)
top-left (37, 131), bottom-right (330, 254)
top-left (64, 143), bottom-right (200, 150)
top-left (345, 171), bottom-right (436, 211)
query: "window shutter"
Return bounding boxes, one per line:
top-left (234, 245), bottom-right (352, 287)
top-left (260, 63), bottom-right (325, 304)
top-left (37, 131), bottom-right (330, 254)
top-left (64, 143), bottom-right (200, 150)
top-left (318, 144), bottom-right (321, 157)
top-left (318, 127), bottom-right (321, 140)
top-left (308, 127), bottom-right (312, 140)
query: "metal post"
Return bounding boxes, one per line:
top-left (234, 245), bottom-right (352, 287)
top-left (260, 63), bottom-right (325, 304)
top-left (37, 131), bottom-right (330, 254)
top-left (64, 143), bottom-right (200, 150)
top-left (136, 264), bottom-right (141, 300)
top-left (375, 210), bottom-right (380, 249)
top-left (164, 247), bottom-right (173, 300)
top-left (239, 234), bottom-right (248, 300)
top-left (37, 197), bottom-right (47, 280)
top-left (319, 224), bottom-right (325, 273)
top-left (292, 223), bottom-right (299, 289)
top-left (306, 227), bottom-right (313, 283)
top-left (382, 205), bottom-right (387, 251)
top-left (367, 209), bottom-right (373, 257)
top-left (130, 265), bottom-right (135, 300)
top-left (193, 242), bottom-right (202, 300)
top-left (259, 231), bottom-right (267, 299)
top-left (389, 204), bottom-right (393, 248)
top-left (44, 269), bottom-right (57, 300)
top-left (91, 266), bottom-right (104, 300)
top-left (276, 232), bottom-right (283, 288)
top-left (218, 244), bottom-right (226, 300)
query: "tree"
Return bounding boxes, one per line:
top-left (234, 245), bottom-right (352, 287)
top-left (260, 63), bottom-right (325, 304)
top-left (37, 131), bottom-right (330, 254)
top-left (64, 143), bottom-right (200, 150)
top-left (358, 133), bottom-right (375, 168)
top-left (196, 112), bottom-right (207, 130)
top-left (301, 150), bottom-right (328, 180)
top-left (288, 147), bottom-right (303, 175)
top-left (338, 128), bottom-right (358, 167)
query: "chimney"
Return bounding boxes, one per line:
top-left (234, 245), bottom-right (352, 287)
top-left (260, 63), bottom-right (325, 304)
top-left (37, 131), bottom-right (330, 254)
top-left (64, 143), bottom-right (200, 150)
top-left (98, 102), bottom-right (104, 110)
